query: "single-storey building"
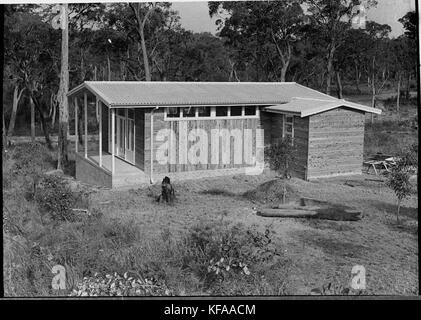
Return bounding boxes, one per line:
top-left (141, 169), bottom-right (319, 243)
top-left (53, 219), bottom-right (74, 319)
top-left (67, 81), bottom-right (381, 188)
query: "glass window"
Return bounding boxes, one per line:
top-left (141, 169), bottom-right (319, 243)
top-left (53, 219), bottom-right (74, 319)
top-left (216, 107), bottom-right (228, 117)
top-left (230, 106), bottom-right (242, 116)
top-left (128, 109), bottom-right (134, 119)
top-left (244, 106), bottom-right (256, 116)
top-left (182, 106), bottom-right (195, 118)
top-left (127, 120), bottom-right (134, 151)
top-left (167, 107), bottom-right (180, 118)
top-left (117, 108), bottom-right (126, 117)
top-left (197, 107), bottom-right (211, 117)
top-left (283, 115), bottom-right (294, 139)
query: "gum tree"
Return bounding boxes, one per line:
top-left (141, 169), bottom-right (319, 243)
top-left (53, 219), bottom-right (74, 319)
top-left (209, 0), bottom-right (306, 82)
top-left (305, 0), bottom-right (377, 95)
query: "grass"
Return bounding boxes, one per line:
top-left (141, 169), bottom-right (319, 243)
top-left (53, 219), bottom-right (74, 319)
top-left (3, 146), bottom-right (291, 296)
top-left (3, 98), bottom-right (418, 296)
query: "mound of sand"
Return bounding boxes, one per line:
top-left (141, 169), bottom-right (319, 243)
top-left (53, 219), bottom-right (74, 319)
top-left (243, 178), bottom-right (301, 204)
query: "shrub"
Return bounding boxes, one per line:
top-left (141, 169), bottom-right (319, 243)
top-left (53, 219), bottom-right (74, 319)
top-left (265, 136), bottom-right (297, 179)
top-left (69, 272), bottom-right (172, 297)
top-left (397, 143), bottom-right (418, 169)
top-left (12, 142), bottom-right (52, 176)
top-left (35, 175), bottom-right (76, 222)
top-left (11, 142), bottom-right (53, 195)
top-left (181, 221), bottom-right (283, 291)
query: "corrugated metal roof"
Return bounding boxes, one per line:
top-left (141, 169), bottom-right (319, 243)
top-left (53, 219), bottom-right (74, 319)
top-left (67, 81), bottom-right (381, 116)
top-left (68, 81), bottom-right (336, 107)
top-left (264, 97), bottom-right (381, 117)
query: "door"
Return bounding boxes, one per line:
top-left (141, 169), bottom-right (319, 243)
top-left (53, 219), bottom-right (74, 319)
top-left (116, 115), bottom-right (126, 158)
top-left (126, 117), bottom-right (135, 163)
top-left (109, 108), bottom-right (135, 164)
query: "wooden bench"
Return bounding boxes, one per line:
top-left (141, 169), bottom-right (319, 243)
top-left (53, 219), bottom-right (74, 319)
top-left (363, 155), bottom-right (401, 175)
top-left (363, 160), bottom-right (388, 175)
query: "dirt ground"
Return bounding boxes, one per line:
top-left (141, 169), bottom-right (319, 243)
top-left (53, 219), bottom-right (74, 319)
top-left (86, 171), bottom-right (418, 295)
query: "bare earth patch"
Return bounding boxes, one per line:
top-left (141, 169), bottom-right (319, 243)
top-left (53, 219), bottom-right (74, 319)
top-left (89, 172), bottom-right (418, 295)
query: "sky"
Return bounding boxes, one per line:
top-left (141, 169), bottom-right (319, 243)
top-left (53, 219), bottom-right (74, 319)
top-left (172, 0), bottom-right (416, 38)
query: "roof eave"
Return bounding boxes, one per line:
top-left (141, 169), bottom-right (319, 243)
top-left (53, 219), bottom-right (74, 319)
top-left (67, 82), bottom-right (86, 97)
top-left (263, 108), bottom-right (302, 116)
top-left (67, 82), bottom-right (112, 107)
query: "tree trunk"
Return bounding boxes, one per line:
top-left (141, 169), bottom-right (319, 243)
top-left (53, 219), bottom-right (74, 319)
top-left (140, 28), bottom-right (151, 81)
top-left (3, 112), bottom-right (8, 153)
top-left (130, 3), bottom-right (154, 81)
top-left (255, 59), bottom-right (259, 82)
top-left (326, 62), bottom-right (333, 95)
top-left (120, 60), bottom-right (125, 81)
top-left (354, 62), bottom-right (361, 93)
top-left (51, 98), bottom-right (56, 127)
top-left (326, 45), bottom-right (335, 95)
top-left (336, 71), bottom-right (343, 99)
top-left (370, 68), bottom-right (376, 124)
top-left (370, 85), bottom-right (375, 124)
top-left (397, 199), bottom-right (401, 224)
top-left (282, 184), bottom-right (286, 204)
top-left (280, 60), bottom-right (289, 82)
top-left (107, 54), bottom-right (111, 81)
top-left (396, 73), bottom-right (401, 115)
top-left (33, 96), bottom-right (53, 150)
top-left (30, 95), bottom-right (35, 142)
top-left (57, 4), bottom-right (69, 171)
top-left (8, 85), bottom-right (24, 136)
top-left (405, 72), bottom-right (411, 99)
top-left (77, 103), bottom-right (83, 145)
top-left (272, 37), bottom-right (291, 82)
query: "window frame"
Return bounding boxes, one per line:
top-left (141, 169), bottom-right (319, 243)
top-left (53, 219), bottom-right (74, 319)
top-left (164, 106), bottom-right (260, 121)
top-left (282, 113), bottom-right (294, 140)
top-left (196, 106), bottom-right (211, 118)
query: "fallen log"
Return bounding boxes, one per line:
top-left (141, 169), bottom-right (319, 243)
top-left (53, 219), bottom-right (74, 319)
top-left (257, 205), bottom-right (362, 221)
top-left (256, 208), bottom-right (319, 218)
top-left (364, 178), bottom-right (385, 183)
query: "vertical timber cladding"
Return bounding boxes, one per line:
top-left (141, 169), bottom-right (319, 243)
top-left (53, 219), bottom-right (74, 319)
top-left (144, 108), bottom-right (261, 175)
top-left (261, 111), bottom-right (309, 179)
top-left (307, 107), bottom-right (365, 178)
top-left (260, 111), bottom-right (273, 148)
top-left (134, 108), bottom-right (145, 170)
top-left (291, 116), bottom-right (309, 179)
top-left (270, 113), bottom-right (284, 144)
top-left (101, 103), bottom-right (108, 152)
